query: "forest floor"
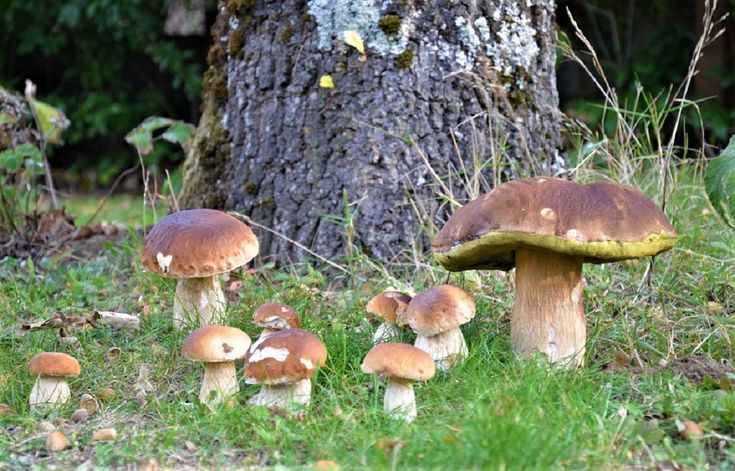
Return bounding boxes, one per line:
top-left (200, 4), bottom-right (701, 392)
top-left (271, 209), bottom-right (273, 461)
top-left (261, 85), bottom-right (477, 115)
top-left (0, 168), bottom-right (734, 470)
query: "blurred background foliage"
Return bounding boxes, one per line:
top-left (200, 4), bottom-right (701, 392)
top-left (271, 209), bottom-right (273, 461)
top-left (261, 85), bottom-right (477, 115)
top-left (0, 0), bottom-right (211, 187)
top-left (0, 0), bottom-right (733, 191)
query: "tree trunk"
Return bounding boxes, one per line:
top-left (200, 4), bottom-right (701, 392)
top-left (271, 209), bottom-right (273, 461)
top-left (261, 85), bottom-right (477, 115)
top-left (180, 0), bottom-right (562, 263)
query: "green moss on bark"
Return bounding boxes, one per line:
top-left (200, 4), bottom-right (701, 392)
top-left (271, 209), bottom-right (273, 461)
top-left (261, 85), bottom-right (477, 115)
top-left (378, 15), bottom-right (402, 36)
top-left (395, 49), bottom-right (414, 69)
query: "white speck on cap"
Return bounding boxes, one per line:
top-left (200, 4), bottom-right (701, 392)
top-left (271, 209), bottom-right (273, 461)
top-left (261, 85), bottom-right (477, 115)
top-left (248, 347), bottom-right (290, 363)
top-left (156, 252), bottom-right (173, 273)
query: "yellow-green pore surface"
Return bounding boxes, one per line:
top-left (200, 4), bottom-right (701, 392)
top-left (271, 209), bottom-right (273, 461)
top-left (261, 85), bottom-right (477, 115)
top-left (432, 177), bottom-right (677, 272)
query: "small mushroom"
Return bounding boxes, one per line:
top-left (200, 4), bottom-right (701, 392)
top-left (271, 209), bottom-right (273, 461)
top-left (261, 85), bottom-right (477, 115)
top-left (404, 285), bottom-right (475, 371)
top-left (251, 302), bottom-right (300, 340)
top-left (244, 328), bottom-right (327, 411)
top-left (366, 291), bottom-right (412, 345)
top-left (432, 177), bottom-right (677, 366)
top-left (28, 352), bottom-right (80, 410)
top-left (182, 325), bottom-right (251, 408)
top-left (141, 209), bottom-right (259, 329)
top-left (361, 343), bottom-right (435, 422)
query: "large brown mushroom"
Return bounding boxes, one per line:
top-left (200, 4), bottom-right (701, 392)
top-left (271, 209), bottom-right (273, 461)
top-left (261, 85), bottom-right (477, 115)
top-left (141, 209), bottom-right (259, 328)
top-left (244, 328), bottom-right (327, 411)
top-left (28, 352), bottom-right (80, 410)
top-left (432, 177), bottom-right (677, 366)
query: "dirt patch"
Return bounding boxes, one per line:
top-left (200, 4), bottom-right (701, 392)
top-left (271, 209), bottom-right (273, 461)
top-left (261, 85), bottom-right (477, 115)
top-left (662, 355), bottom-right (732, 385)
top-left (0, 209), bottom-right (127, 261)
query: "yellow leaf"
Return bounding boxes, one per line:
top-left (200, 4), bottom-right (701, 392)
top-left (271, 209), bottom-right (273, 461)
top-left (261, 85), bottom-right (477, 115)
top-left (319, 75), bottom-right (335, 88)
top-left (27, 98), bottom-right (70, 144)
top-left (343, 30), bottom-right (365, 54)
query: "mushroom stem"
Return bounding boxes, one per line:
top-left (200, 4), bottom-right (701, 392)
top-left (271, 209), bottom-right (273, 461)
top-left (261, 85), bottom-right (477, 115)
top-left (248, 379), bottom-right (311, 410)
top-left (511, 247), bottom-right (586, 366)
top-left (372, 322), bottom-right (401, 345)
top-left (383, 378), bottom-right (417, 422)
top-left (200, 362), bottom-right (238, 408)
top-left (29, 375), bottom-right (71, 409)
top-left (173, 276), bottom-right (226, 329)
top-left (414, 328), bottom-right (468, 371)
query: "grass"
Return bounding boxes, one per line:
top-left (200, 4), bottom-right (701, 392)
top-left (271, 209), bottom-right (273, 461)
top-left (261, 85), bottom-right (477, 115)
top-left (0, 168), bottom-right (733, 469)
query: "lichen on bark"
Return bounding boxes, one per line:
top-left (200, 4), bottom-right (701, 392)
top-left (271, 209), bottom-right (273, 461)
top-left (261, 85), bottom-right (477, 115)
top-left (181, 0), bottom-right (563, 263)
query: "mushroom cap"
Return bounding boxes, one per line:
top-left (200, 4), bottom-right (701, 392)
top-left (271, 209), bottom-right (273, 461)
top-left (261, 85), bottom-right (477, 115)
top-left (244, 328), bottom-right (327, 385)
top-left (182, 325), bottom-right (252, 362)
top-left (404, 285), bottom-right (475, 336)
top-left (432, 177), bottom-right (677, 272)
top-left (28, 352), bottom-right (80, 377)
top-left (366, 291), bottom-right (412, 324)
top-left (361, 343), bottom-right (435, 381)
top-left (141, 209), bottom-right (259, 278)
top-left (251, 302), bottom-right (300, 329)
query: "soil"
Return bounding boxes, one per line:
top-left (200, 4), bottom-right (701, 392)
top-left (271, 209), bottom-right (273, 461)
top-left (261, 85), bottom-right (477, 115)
top-left (0, 209), bottom-right (127, 261)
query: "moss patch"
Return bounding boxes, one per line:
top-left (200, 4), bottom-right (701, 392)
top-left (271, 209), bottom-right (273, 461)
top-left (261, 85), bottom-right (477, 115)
top-left (395, 49), bottom-right (414, 69)
top-left (378, 14), bottom-right (402, 36)
top-left (228, 28), bottom-right (246, 59)
top-left (226, 0), bottom-right (256, 16)
top-left (280, 22), bottom-right (294, 45)
top-left (245, 182), bottom-right (258, 195)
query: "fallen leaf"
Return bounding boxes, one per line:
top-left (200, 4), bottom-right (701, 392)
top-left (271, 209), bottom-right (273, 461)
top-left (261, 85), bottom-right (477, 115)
top-left (45, 431), bottom-right (69, 452)
top-left (70, 408), bottom-right (89, 423)
top-left (142, 302), bottom-right (150, 316)
top-left (319, 75), bottom-right (335, 89)
top-left (38, 421), bottom-right (56, 433)
top-left (97, 387), bottom-right (116, 402)
top-left (135, 364), bottom-right (155, 395)
top-left (92, 428), bottom-right (117, 442)
top-left (106, 347), bottom-right (121, 363)
top-left (93, 311), bottom-right (140, 330)
top-left (80, 393), bottom-right (99, 414)
top-left (707, 301), bottom-right (724, 315)
top-left (677, 420), bottom-right (703, 439)
top-left (184, 440), bottom-right (197, 452)
top-left (313, 460), bottom-right (340, 469)
top-left (0, 403), bottom-right (15, 414)
top-left (343, 30), bottom-right (365, 54)
top-left (138, 459), bottom-right (159, 471)
top-left (375, 436), bottom-right (405, 455)
top-left (227, 280), bottom-right (243, 292)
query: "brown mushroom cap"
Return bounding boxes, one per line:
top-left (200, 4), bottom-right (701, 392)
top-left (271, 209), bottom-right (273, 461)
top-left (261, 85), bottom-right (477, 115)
top-left (182, 325), bottom-right (252, 362)
top-left (404, 285), bottom-right (475, 336)
top-left (361, 343), bottom-right (435, 381)
top-left (252, 302), bottom-right (300, 329)
top-left (366, 291), bottom-right (412, 324)
top-left (28, 352), bottom-right (80, 377)
top-left (141, 209), bottom-right (259, 278)
top-left (244, 329), bottom-right (327, 385)
top-left (432, 177), bottom-right (677, 272)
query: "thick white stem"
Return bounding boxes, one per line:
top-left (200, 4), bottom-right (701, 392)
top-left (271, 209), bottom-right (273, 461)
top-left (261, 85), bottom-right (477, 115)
top-left (29, 375), bottom-right (70, 410)
top-left (173, 276), bottom-right (226, 329)
top-left (414, 328), bottom-right (468, 371)
top-left (372, 322), bottom-right (400, 345)
top-left (384, 378), bottom-right (417, 422)
top-left (248, 379), bottom-right (311, 410)
top-left (200, 362), bottom-right (238, 409)
top-left (511, 248), bottom-right (586, 366)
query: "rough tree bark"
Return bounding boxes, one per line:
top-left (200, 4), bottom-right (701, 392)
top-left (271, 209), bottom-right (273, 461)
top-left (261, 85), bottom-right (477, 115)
top-left (180, 0), bottom-right (562, 263)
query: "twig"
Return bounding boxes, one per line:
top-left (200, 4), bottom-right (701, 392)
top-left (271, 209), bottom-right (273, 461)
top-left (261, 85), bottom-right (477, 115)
top-left (227, 211), bottom-right (350, 274)
top-left (84, 163), bottom-right (141, 226)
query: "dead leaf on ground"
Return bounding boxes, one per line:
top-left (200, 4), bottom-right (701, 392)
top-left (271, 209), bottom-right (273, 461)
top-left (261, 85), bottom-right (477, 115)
top-left (97, 387), bottom-right (116, 402)
top-left (106, 347), bottom-right (121, 363)
top-left (45, 430), bottom-right (69, 452)
top-left (0, 403), bottom-right (16, 414)
top-left (93, 311), bottom-right (140, 330)
top-left (375, 436), bottom-right (406, 455)
top-left (92, 428), bottom-right (117, 441)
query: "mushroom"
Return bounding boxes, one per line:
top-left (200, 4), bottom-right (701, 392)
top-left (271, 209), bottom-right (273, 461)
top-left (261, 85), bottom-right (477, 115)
top-left (28, 352), bottom-right (80, 410)
top-left (403, 285), bottom-right (475, 371)
top-left (361, 343), bottom-right (435, 422)
top-left (182, 325), bottom-right (251, 408)
top-left (244, 328), bottom-right (327, 411)
top-left (141, 209), bottom-right (259, 328)
top-left (432, 177), bottom-right (677, 366)
top-left (251, 302), bottom-right (300, 340)
top-left (366, 291), bottom-right (412, 344)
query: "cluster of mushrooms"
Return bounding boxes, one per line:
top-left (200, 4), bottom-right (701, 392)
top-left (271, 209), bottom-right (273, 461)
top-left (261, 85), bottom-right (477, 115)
top-left (26, 177), bottom-right (677, 424)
